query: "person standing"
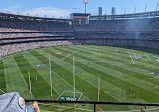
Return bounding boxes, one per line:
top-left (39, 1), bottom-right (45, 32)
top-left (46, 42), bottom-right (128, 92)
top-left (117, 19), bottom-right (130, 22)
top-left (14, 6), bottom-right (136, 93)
top-left (130, 64), bottom-right (133, 68)
top-left (144, 106), bottom-right (147, 112)
top-left (62, 74), bottom-right (64, 78)
top-left (35, 76), bottom-right (37, 81)
top-left (129, 88), bottom-right (131, 93)
top-left (136, 91), bottom-right (139, 97)
top-left (154, 82), bottom-right (156, 87)
top-left (140, 106), bottom-right (143, 112)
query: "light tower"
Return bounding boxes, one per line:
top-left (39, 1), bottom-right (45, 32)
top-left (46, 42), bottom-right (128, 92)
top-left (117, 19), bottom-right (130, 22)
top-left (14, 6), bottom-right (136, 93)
top-left (83, 0), bottom-right (88, 13)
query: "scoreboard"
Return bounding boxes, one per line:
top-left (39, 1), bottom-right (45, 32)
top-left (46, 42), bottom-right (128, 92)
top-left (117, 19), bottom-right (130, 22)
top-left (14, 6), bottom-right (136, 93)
top-left (70, 13), bottom-right (90, 25)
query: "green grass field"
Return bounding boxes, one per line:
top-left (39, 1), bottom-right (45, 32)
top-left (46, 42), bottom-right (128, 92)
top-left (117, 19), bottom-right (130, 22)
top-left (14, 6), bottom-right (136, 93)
top-left (1, 45), bottom-right (159, 112)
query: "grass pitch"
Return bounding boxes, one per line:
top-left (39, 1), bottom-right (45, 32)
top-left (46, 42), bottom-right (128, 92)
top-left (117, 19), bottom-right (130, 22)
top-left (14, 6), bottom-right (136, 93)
top-left (0, 45), bottom-right (159, 112)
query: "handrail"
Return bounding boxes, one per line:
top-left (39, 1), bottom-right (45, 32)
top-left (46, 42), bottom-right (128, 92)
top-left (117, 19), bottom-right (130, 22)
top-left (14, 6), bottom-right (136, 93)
top-left (25, 100), bottom-right (159, 112)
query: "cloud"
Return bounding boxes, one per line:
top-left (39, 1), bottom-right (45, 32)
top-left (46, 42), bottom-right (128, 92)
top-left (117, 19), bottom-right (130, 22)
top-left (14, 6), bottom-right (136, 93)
top-left (23, 7), bottom-right (71, 18)
top-left (3, 6), bottom-right (71, 19)
top-left (3, 5), bottom-right (22, 13)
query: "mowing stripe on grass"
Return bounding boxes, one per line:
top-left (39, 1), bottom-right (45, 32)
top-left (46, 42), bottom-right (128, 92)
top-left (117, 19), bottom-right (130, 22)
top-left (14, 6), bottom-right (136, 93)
top-left (0, 61), bottom-right (6, 95)
top-left (77, 45), bottom-right (159, 69)
top-left (61, 47), bottom-right (153, 91)
top-left (23, 52), bottom-right (90, 98)
top-left (14, 53), bottom-right (52, 100)
top-left (30, 50), bottom-right (104, 102)
top-left (22, 52), bottom-right (59, 96)
top-left (34, 50), bottom-right (129, 110)
top-left (66, 46), bottom-right (158, 83)
top-left (64, 47), bottom-right (157, 91)
top-left (75, 56), bottom-right (159, 102)
top-left (39, 103), bottom-right (94, 112)
top-left (56, 46), bottom-right (159, 102)
top-left (64, 46), bottom-right (158, 94)
top-left (1, 46), bottom-right (159, 111)
top-left (28, 50), bottom-right (105, 110)
top-left (23, 51), bottom-right (97, 110)
top-left (3, 56), bottom-right (30, 99)
top-left (38, 49), bottom-right (141, 110)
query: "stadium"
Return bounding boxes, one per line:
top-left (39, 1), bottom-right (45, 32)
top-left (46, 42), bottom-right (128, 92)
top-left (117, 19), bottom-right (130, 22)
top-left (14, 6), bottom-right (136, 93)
top-left (1, 0), bottom-right (159, 112)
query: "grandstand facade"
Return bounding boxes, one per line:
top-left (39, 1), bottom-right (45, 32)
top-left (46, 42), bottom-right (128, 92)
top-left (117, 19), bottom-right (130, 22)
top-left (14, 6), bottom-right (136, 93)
top-left (0, 10), bottom-right (159, 58)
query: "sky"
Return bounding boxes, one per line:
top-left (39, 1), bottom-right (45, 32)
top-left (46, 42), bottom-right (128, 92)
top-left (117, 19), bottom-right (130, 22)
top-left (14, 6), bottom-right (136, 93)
top-left (0, 0), bottom-right (159, 18)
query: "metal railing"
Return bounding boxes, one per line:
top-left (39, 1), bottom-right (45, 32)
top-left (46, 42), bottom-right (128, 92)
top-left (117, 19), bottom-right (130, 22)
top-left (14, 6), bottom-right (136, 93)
top-left (25, 100), bottom-right (159, 112)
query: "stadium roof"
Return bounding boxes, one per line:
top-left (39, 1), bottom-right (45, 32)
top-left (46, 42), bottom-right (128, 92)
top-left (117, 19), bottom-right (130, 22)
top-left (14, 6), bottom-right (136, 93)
top-left (0, 12), bottom-right (72, 23)
top-left (90, 11), bottom-right (159, 20)
top-left (1, 10), bottom-right (159, 22)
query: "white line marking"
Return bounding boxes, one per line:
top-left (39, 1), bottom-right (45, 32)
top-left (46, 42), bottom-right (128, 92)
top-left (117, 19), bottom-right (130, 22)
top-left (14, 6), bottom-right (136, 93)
top-left (61, 51), bottom-right (78, 61)
top-left (56, 91), bottom-right (65, 100)
top-left (156, 59), bottom-right (159, 62)
top-left (38, 103), bottom-right (93, 111)
top-left (128, 52), bottom-right (135, 64)
top-left (22, 53), bottom-right (59, 94)
top-left (75, 92), bottom-right (83, 106)
top-left (0, 89), bottom-right (5, 94)
top-left (64, 91), bottom-right (82, 94)
top-left (145, 55), bottom-right (151, 60)
top-left (78, 93), bottom-right (83, 101)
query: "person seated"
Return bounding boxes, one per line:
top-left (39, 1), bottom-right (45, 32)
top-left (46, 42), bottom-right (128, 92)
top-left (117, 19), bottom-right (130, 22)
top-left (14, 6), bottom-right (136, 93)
top-left (26, 101), bottom-right (40, 112)
top-left (0, 92), bottom-right (40, 112)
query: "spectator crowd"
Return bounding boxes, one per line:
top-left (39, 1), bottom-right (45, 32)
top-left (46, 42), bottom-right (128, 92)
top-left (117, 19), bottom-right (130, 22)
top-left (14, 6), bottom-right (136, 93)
top-left (74, 18), bottom-right (159, 31)
top-left (0, 19), bottom-right (72, 31)
top-left (0, 41), bottom-right (75, 58)
top-left (0, 15), bottom-right (159, 59)
top-left (0, 33), bottom-right (57, 39)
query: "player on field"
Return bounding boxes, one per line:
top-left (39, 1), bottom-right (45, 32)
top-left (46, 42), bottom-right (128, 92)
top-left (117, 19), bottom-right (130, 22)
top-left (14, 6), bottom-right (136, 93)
top-left (144, 106), bottom-right (147, 111)
top-left (130, 65), bottom-right (133, 68)
top-left (154, 82), bottom-right (156, 87)
top-left (35, 76), bottom-right (37, 81)
top-left (129, 88), bottom-right (131, 93)
top-left (136, 91), bottom-right (139, 97)
top-left (62, 74), bottom-right (64, 78)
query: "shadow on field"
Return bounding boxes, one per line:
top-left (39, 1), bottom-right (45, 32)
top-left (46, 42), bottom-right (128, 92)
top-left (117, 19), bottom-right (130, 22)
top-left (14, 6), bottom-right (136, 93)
top-left (95, 45), bottom-right (159, 55)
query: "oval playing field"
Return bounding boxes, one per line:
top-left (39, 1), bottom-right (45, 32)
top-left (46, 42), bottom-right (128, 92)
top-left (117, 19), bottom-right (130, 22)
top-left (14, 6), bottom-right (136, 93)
top-left (0, 45), bottom-right (159, 112)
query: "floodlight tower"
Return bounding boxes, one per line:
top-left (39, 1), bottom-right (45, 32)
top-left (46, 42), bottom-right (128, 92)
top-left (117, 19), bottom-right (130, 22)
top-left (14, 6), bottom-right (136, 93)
top-left (83, 0), bottom-right (88, 13)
